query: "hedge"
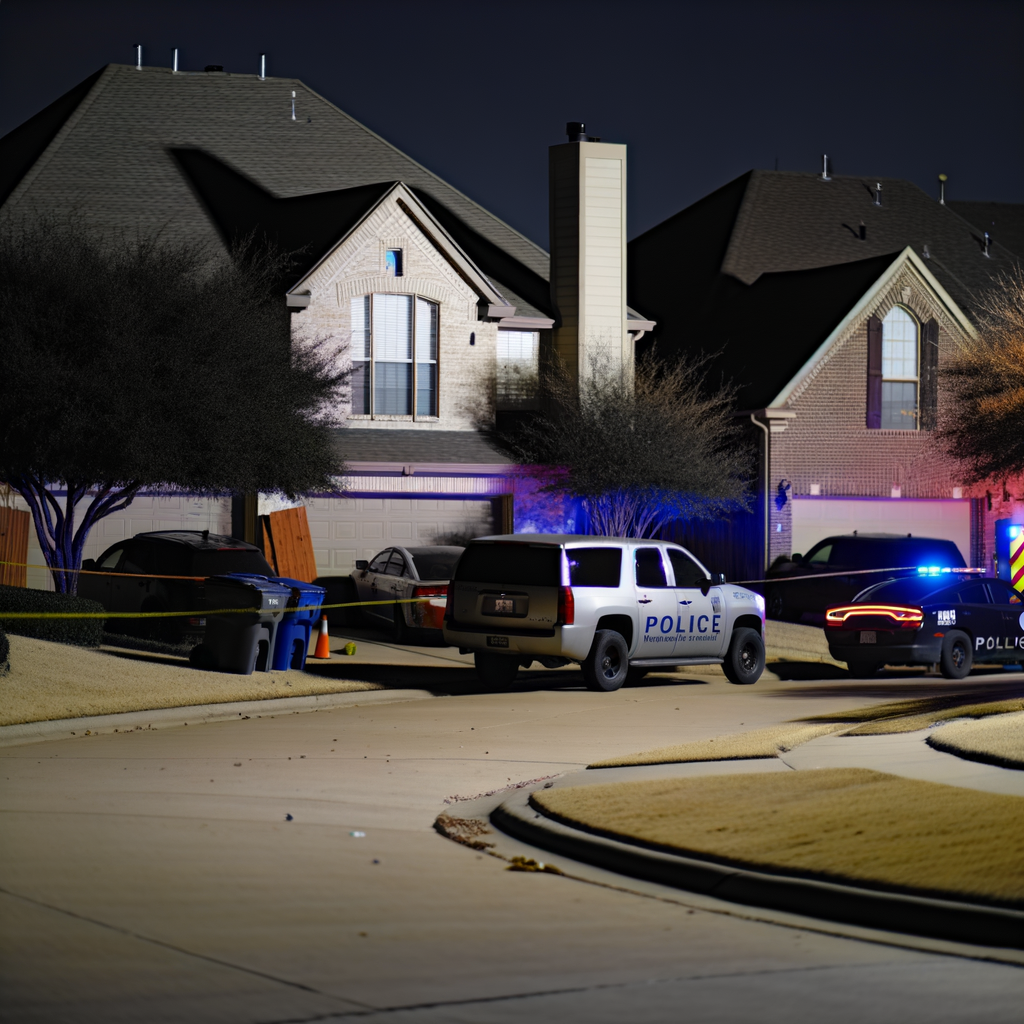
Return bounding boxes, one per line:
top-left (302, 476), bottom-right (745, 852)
top-left (0, 585), bottom-right (104, 647)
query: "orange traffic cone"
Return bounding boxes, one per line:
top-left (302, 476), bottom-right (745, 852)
top-left (311, 615), bottom-right (332, 659)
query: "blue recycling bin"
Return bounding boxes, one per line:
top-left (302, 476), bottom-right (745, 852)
top-left (199, 574), bottom-right (293, 674)
top-left (269, 577), bottom-right (326, 671)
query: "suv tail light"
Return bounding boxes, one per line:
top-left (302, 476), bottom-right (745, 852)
top-left (825, 604), bottom-right (923, 629)
top-left (412, 585), bottom-right (448, 599)
top-left (557, 585), bottom-right (575, 626)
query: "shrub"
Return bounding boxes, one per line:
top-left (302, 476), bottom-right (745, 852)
top-left (0, 626), bottom-right (8, 674)
top-left (0, 585), bottom-right (104, 646)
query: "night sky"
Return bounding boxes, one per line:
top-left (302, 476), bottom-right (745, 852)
top-left (1, 1), bottom-right (1020, 248)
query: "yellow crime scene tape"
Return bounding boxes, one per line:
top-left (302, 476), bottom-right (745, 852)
top-left (0, 558), bottom-right (983, 620)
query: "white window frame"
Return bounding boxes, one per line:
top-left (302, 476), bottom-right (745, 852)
top-left (496, 329), bottom-right (540, 410)
top-left (351, 293), bottom-right (439, 419)
top-left (880, 305), bottom-right (919, 430)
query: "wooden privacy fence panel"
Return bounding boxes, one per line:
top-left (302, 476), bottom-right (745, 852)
top-left (0, 507), bottom-right (31, 587)
top-left (260, 506), bottom-right (317, 583)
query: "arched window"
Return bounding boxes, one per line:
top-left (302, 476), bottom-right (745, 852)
top-left (351, 294), bottom-right (438, 417)
top-left (881, 306), bottom-right (918, 429)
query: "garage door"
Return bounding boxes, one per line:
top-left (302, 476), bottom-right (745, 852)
top-left (792, 498), bottom-right (970, 565)
top-left (303, 496), bottom-right (498, 577)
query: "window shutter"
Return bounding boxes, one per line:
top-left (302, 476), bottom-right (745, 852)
top-left (919, 318), bottom-right (939, 430)
top-left (866, 315), bottom-right (882, 429)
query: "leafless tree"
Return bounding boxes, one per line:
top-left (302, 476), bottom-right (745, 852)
top-left (499, 351), bottom-right (751, 538)
top-left (941, 269), bottom-right (1024, 483)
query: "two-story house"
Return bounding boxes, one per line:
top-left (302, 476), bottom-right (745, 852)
top-left (629, 168), bottom-right (1023, 581)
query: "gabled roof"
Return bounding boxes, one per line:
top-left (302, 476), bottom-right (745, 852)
top-left (628, 169), bottom-right (1021, 410)
top-left (0, 63), bottom-right (554, 316)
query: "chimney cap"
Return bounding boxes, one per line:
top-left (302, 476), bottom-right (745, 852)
top-left (566, 121), bottom-right (586, 141)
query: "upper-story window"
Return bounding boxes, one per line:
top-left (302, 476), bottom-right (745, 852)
top-left (881, 306), bottom-right (918, 429)
top-left (351, 294), bottom-right (438, 417)
top-left (385, 249), bottom-right (403, 277)
top-left (496, 329), bottom-right (539, 410)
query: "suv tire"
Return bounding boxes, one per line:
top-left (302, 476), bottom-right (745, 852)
top-left (583, 630), bottom-right (629, 692)
top-left (722, 627), bottom-right (765, 685)
top-left (474, 650), bottom-right (520, 686)
top-left (767, 588), bottom-right (787, 621)
top-left (940, 630), bottom-right (972, 680)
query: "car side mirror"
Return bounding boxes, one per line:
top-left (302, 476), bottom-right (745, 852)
top-left (81, 558), bottom-right (97, 571)
top-left (355, 560), bottom-right (368, 571)
top-left (712, 572), bottom-right (726, 585)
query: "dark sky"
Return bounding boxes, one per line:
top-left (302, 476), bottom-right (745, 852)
top-left (1, 0), bottom-right (1020, 248)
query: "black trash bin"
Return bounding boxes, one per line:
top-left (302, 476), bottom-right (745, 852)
top-left (193, 574), bottom-right (293, 674)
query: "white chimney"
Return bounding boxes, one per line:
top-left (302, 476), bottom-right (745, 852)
top-left (549, 123), bottom-right (629, 384)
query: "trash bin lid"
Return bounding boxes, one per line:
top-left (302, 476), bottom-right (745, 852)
top-left (271, 577), bottom-right (326, 595)
top-left (206, 573), bottom-right (293, 612)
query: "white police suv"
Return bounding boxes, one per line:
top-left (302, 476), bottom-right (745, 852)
top-left (442, 535), bottom-right (766, 690)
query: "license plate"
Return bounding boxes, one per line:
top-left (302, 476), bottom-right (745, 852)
top-left (487, 636), bottom-right (509, 648)
top-left (493, 598), bottom-right (514, 613)
top-left (860, 631), bottom-right (877, 644)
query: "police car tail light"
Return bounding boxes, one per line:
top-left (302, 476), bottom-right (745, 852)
top-left (825, 604), bottom-right (924, 628)
top-left (413, 585), bottom-right (447, 599)
top-left (557, 586), bottom-right (575, 626)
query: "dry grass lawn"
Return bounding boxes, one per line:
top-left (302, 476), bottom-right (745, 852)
top-left (589, 723), bottom-right (847, 768)
top-left (928, 712), bottom-right (1024, 770)
top-left (0, 634), bottom-right (381, 725)
top-left (533, 768), bottom-right (1024, 907)
top-left (801, 694), bottom-right (1024, 735)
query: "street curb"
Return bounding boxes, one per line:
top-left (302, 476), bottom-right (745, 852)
top-left (0, 689), bottom-right (435, 748)
top-left (491, 788), bottom-right (1024, 951)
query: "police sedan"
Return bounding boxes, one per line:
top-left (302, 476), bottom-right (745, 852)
top-left (825, 569), bottom-right (1023, 679)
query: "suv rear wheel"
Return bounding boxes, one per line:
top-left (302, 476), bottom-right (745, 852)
top-left (722, 627), bottom-right (765, 685)
top-left (582, 630), bottom-right (629, 692)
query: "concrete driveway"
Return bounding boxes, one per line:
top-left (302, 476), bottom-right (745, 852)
top-left (2, 666), bottom-right (1023, 1022)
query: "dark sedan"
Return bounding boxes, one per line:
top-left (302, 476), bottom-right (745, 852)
top-left (825, 570), bottom-right (1022, 678)
top-left (79, 531), bottom-right (273, 641)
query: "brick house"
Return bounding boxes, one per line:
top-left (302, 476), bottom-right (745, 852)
top-left (629, 169), bottom-right (1024, 581)
top-left (0, 64), bottom-right (651, 583)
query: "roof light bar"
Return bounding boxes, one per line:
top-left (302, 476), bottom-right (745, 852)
top-left (825, 604), bottom-right (924, 629)
top-left (916, 566), bottom-right (984, 575)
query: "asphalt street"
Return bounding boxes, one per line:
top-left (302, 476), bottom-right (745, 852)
top-left (2, 663), bottom-right (1023, 1023)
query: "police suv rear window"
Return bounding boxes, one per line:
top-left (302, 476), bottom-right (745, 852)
top-left (192, 550), bottom-right (273, 578)
top-left (454, 544), bottom-right (561, 586)
top-left (567, 548), bottom-right (621, 587)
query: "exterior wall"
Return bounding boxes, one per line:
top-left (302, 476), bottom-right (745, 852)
top-left (295, 195), bottom-right (498, 432)
top-left (768, 266), bottom-right (971, 564)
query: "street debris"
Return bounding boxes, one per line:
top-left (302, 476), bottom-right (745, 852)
top-left (434, 813), bottom-right (495, 850)
top-left (350, 830), bottom-right (366, 837)
top-left (506, 855), bottom-right (564, 875)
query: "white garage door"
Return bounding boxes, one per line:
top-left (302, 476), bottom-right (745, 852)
top-left (792, 498), bottom-right (970, 565)
top-left (303, 496), bottom-right (497, 577)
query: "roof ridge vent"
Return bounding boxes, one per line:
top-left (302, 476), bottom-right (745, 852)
top-left (204, 64), bottom-right (224, 72)
top-left (820, 154), bottom-right (831, 181)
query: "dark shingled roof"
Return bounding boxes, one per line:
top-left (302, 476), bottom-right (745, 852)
top-left (0, 64), bottom-right (550, 293)
top-left (336, 429), bottom-right (511, 465)
top-left (948, 201), bottom-right (1024, 260)
top-left (628, 169), bottom-right (1022, 410)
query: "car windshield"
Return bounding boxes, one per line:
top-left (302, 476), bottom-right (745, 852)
top-left (408, 549), bottom-right (462, 580)
top-left (454, 543), bottom-right (561, 586)
top-left (192, 549), bottom-right (274, 578)
top-left (854, 575), bottom-right (959, 604)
